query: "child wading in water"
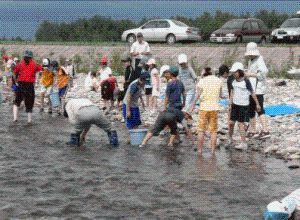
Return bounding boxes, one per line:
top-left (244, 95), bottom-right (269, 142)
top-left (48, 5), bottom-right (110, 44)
top-left (40, 58), bottom-right (54, 113)
top-left (228, 62), bottom-right (261, 150)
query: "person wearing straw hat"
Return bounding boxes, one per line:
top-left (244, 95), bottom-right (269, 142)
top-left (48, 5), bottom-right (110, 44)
top-left (191, 66), bottom-right (223, 155)
top-left (139, 107), bottom-right (193, 149)
top-left (227, 62), bottom-right (261, 150)
top-left (13, 50), bottom-right (42, 124)
top-left (244, 42), bottom-right (270, 140)
top-left (177, 53), bottom-right (197, 112)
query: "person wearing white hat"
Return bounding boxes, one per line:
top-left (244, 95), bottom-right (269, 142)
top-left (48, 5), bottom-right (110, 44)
top-left (40, 58), bottom-right (54, 113)
top-left (177, 53), bottom-right (197, 112)
top-left (244, 42), bottom-right (270, 140)
top-left (228, 62), bottom-right (261, 150)
top-left (147, 58), bottom-right (160, 109)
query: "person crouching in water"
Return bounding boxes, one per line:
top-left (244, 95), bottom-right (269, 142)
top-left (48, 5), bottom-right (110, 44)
top-left (139, 107), bottom-right (193, 149)
top-left (40, 58), bottom-right (55, 113)
top-left (228, 62), bottom-right (261, 150)
top-left (13, 50), bottom-right (42, 124)
top-left (64, 98), bottom-right (119, 148)
top-left (122, 73), bottom-right (147, 129)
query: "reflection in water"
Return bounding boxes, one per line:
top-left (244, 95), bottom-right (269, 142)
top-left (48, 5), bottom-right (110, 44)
top-left (196, 155), bottom-right (218, 181)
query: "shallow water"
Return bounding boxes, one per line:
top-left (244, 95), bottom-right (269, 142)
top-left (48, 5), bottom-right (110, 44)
top-left (0, 103), bottom-right (299, 219)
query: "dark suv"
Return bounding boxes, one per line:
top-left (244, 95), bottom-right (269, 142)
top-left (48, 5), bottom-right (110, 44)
top-left (210, 18), bottom-right (270, 43)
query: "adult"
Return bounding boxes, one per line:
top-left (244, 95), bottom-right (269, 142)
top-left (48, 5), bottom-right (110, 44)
top-left (13, 50), bottom-right (42, 124)
top-left (177, 53), bottom-right (197, 112)
top-left (122, 73), bottom-right (147, 129)
top-left (244, 42), bottom-right (270, 139)
top-left (191, 67), bottom-right (223, 155)
top-left (130, 32), bottom-right (151, 78)
top-left (64, 98), bottom-right (118, 148)
top-left (164, 66), bottom-right (186, 111)
top-left (139, 108), bottom-right (193, 148)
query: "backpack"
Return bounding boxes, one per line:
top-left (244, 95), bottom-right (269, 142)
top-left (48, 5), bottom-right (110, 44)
top-left (101, 80), bottom-right (112, 95)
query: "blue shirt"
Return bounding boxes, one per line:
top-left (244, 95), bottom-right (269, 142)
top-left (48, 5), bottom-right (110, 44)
top-left (143, 70), bottom-right (152, 89)
top-left (166, 79), bottom-right (185, 109)
top-left (123, 79), bottom-right (143, 107)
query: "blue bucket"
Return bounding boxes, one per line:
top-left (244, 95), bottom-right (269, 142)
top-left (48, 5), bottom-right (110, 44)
top-left (50, 90), bottom-right (60, 108)
top-left (129, 129), bottom-right (148, 146)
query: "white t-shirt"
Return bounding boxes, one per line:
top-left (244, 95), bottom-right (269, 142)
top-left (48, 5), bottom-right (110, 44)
top-left (99, 67), bottom-right (112, 81)
top-left (232, 78), bottom-right (253, 106)
top-left (130, 41), bottom-right (150, 59)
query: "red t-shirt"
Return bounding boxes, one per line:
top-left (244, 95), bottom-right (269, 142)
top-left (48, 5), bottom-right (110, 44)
top-left (14, 60), bottom-right (42, 83)
top-left (101, 76), bottom-right (117, 91)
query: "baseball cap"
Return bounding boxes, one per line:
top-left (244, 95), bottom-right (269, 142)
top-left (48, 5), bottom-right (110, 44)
top-left (160, 65), bottom-right (170, 77)
top-left (138, 57), bottom-right (149, 67)
top-left (24, 50), bottom-right (33, 58)
top-left (178, 53), bottom-right (188, 64)
top-left (169, 65), bottom-right (179, 76)
top-left (137, 32), bottom-right (143, 38)
top-left (139, 72), bottom-right (148, 81)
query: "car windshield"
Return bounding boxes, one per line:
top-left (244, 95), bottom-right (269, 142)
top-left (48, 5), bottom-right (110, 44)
top-left (172, 20), bottom-right (188, 27)
top-left (222, 20), bottom-right (244, 29)
top-left (281, 19), bottom-right (300, 28)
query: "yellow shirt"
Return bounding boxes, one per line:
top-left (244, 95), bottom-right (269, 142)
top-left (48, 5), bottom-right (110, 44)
top-left (40, 69), bottom-right (54, 87)
top-left (197, 75), bottom-right (223, 111)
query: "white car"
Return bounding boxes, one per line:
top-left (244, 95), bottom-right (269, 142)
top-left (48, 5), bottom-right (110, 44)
top-left (121, 19), bottom-right (201, 45)
top-left (271, 18), bottom-right (300, 43)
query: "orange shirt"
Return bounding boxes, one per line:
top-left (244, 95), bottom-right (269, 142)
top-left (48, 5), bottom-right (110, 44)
top-left (40, 69), bottom-right (54, 87)
top-left (57, 67), bottom-right (69, 89)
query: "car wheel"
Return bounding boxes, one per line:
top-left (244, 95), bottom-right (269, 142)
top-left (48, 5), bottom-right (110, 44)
top-left (126, 34), bottom-right (136, 44)
top-left (166, 34), bottom-right (176, 45)
top-left (236, 36), bottom-right (242, 43)
top-left (260, 37), bottom-right (267, 45)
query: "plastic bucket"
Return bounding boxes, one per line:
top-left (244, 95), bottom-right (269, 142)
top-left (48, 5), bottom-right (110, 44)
top-left (129, 128), bottom-right (148, 146)
top-left (50, 90), bottom-right (60, 108)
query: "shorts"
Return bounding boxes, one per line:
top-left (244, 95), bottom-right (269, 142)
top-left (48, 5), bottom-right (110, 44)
top-left (249, 94), bottom-right (265, 118)
top-left (151, 112), bottom-right (177, 136)
top-left (122, 104), bottom-right (141, 129)
top-left (145, 88), bottom-right (152, 95)
top-left (230, 104), bottom-right (249, 123)
top-left (14, 82), bottom-right (35, 113)
top-left (198, 111), bottom-right (218, 133)
top-left (59, 86), bottom-right (68, 97)
top-left (40, 85), bottom-right (52, 95)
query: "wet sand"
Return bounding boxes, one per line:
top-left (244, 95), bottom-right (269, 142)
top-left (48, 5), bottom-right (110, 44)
top-left (0, 103), bottom-right (299, 219)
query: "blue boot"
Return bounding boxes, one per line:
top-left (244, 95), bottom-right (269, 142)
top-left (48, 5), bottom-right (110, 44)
top-left (66, 133), bottom-right (80, 147)
top-left (107, 130), bottom-right (119, 147)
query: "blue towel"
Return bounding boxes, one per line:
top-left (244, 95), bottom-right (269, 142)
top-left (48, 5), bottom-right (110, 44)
top-left (219, 99), bottom-right (229, 107)
top-left (265, 104), bottom-right (300, 116)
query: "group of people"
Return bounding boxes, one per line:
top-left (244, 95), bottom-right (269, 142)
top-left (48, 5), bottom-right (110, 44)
top-left (0, 32), bottom-right (271, 153)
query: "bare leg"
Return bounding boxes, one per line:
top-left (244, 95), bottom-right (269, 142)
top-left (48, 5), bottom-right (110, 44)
top-left (248, 117), bottom-right (256, 133)
top-left (141, 132), bottom-right (153, 145)
top-left (13, 105), bottom-right (19, 121)
top-left (168, 134), bottom-right (176, 148)
top-left (228, 121), bottom-right (235, 140)
top-left (40, 93), bottom-right (45, 110)
top-left (238, 122), bottom-right (246, 142)
top-left (197, 131), bottom-right (205, 155)
top-left (210, 132), bottom-right (217, 155)
top-left (259, 114), bottom-right (269, 132)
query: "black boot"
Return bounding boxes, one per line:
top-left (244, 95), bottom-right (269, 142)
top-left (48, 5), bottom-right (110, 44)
top-left (66, 133), bottom-right (80, 147)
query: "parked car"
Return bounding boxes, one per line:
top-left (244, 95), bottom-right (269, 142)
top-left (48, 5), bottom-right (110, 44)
top-left (210, 18), bottom-right (270, 44)
top-left (271, 18), bottom-right (300, 43)
top-left (121, 19), bottom-right (201, 45)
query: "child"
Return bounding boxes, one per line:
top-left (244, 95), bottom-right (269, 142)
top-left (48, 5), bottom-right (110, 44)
top-left (121, 56), bottom-right (136, 94)
top-left (139, 108), bottom-right (193, 149)
top-left (40, 58), bottom-right (54, 113)
top-left (191, 67), bottom-right (223, 155)
top-left (147, 58), bottom-right (160, 109)
top-left (101, 72), bottom-right (117, 111)
top-left (138, 58), bottom-right (152, 108)
top-left (164, 66), bottom-right (186, 111)
top-left (228, 62), bottom-right (261, 150)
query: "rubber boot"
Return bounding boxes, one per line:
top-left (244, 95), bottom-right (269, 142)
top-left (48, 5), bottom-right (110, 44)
top-left (107, 130), bottom-right (119, 147)
top-left (66, 133), bottom-right (80, 147)
top-left (13, 105), bottom-right (19, 122)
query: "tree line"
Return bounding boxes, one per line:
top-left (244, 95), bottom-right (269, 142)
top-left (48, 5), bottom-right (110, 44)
top-left (35, 10), bottom-right (294, 42)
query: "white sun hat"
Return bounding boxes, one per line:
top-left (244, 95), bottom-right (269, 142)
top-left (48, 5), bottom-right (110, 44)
top-left (245, 42), bottom-right (260, 56)
top-left (160, 65), bottom-right (170, 77)
top-left (147, 58), bottom-right (156, 65)
top-left (178, 53), bottom-right (188, 64)
top-left (229, 62), bottom-right (244, 72)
